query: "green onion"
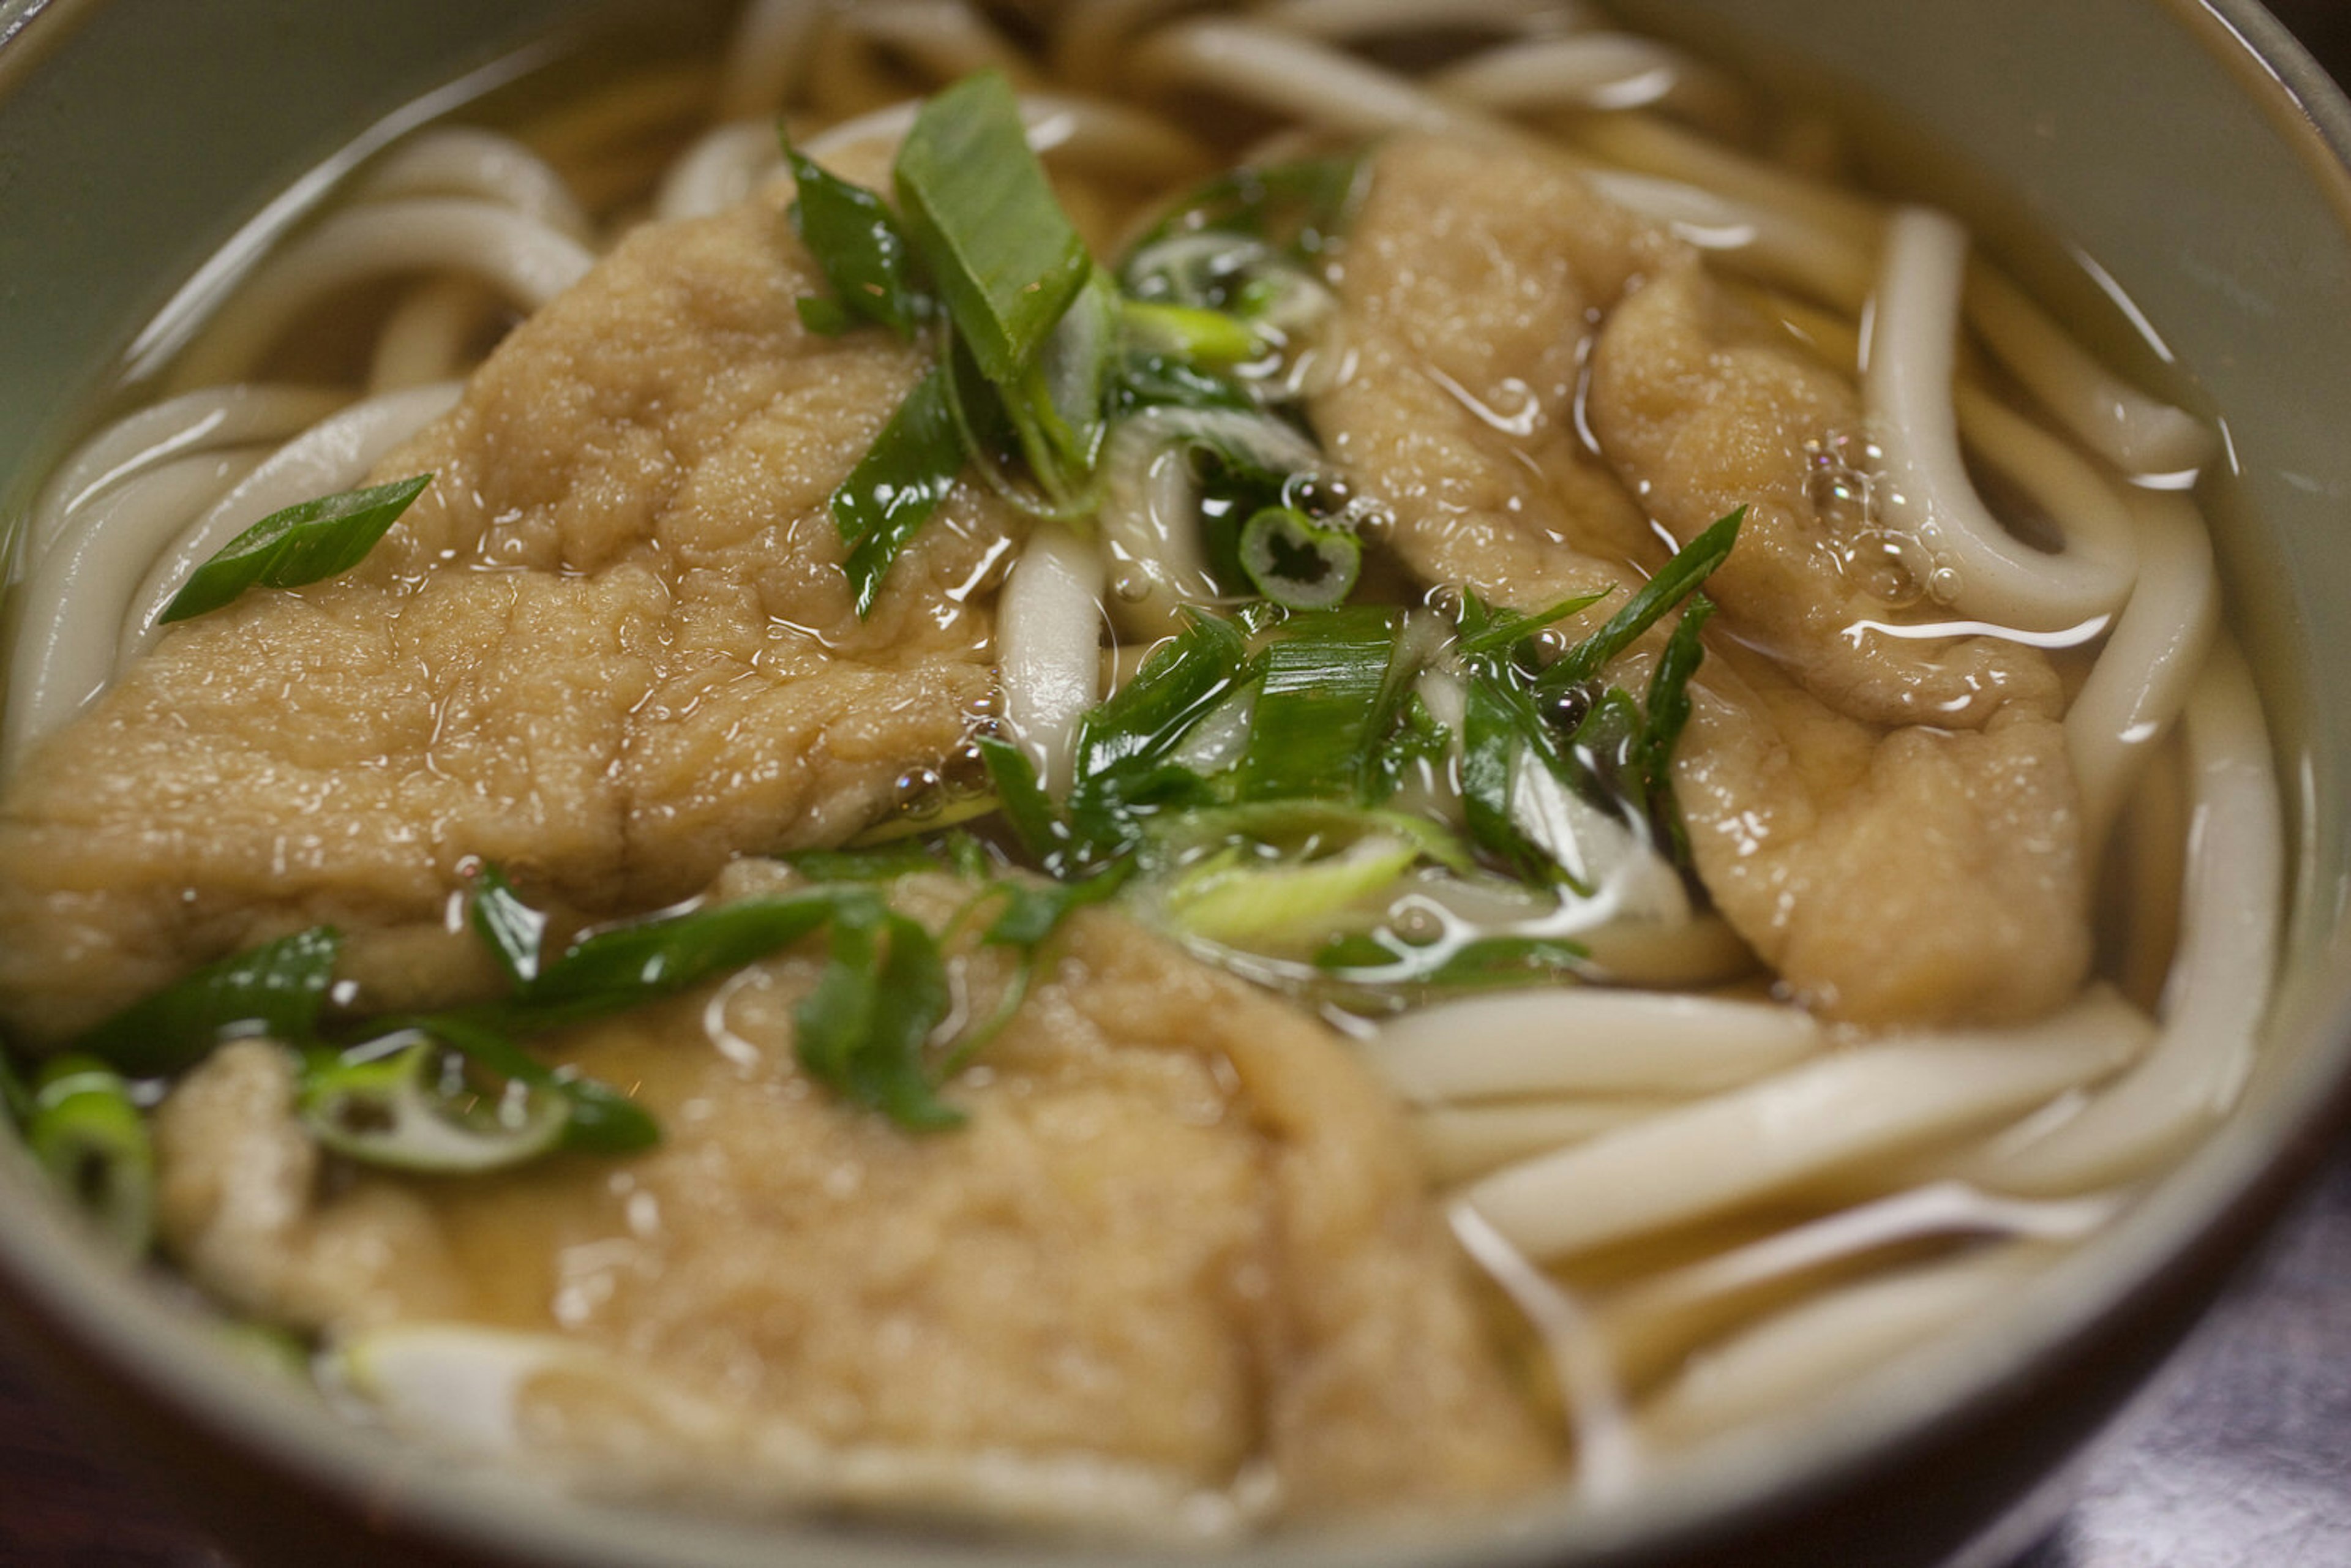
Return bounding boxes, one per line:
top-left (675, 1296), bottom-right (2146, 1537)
top-left (469, 863), bottom-right (549, 989)
top-left (1537, 506), bottom-right (1743, 696)
top-left (298, 1038), bottom-right (572, 1174)
top-left (1639, 594), bottom-right (1715, 869)
top-left (829, 364), bottom-right (966, 618)
top-left (1458, 667), bottom-right (1555, 880)
top-left (786, 145), bottom-right (933, 339)
top-left (1453, 589), bottom-right (1609, 657)
top-left (521, 892), bottom-right (852, 1020)
top-left (1162, 835), bottom-right (1423, 949)
top-left (407, 1013), bottom-right (656, 1155)
top-left (1106, 351), bottom-right (1255, 418)
top-left (1366, 690), bottom-right (1452, 803)
top-left (795, 902), bottom-right (962, 1131)
top-left (981, 861), bottom-right (1131, 950)
top-left (1234, 607), bottom-right (1395, 800)
top-left (73, 926), bottom-right (342, 1077)
top-left (893, 72), bottom-right (1092, 386)
top-left (26, 1056), bottom-right (154, 1256)
top-left (1237, 505), bottom-right (1361, 610)
top-left (1120, 301), bottom-right (1262, 367)
top-left (159, 475), bottom-right (433, 624)
top-left (1124, 154), bottom-right (1367, 269)
top-left (1005, 266), bottom-right (1119, 503)
top-left (1073, 612), bottom-right (1251, 781)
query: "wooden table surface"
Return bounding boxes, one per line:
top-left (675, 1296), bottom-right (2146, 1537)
top-left (4, 2), bottom-right (2351, 1565)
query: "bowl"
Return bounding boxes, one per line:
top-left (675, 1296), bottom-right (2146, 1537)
top-left (0, 1), bottom-right (2348, 1564)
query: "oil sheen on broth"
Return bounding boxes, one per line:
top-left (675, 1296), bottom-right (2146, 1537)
top-left (0, 0), bottom-right (2282, 1542)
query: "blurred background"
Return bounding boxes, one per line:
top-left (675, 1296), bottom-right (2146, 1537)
top-left (0, 2), bottom-right (2347, 1564)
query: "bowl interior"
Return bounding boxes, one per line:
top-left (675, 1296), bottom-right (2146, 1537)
top-left (1, 2), bottom-right (2348, 1566)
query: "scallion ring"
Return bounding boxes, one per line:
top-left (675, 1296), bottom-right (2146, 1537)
top-left (299, 1036), bottom-right (571, 1174)
top-left (1239, 505), bottom-right (1361, 609)
top-left (27, 1056), bottom-right (156, 1257)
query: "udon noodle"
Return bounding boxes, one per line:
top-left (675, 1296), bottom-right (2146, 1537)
top-left (0, 0), bottom-right (2283, 1540)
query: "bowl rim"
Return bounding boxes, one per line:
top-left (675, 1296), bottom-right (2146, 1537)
top-left (0, 1), bottom-right (2347, 1566)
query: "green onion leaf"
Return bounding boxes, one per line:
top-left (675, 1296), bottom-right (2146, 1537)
top-left (1005, 267), bottom-right (1119, 502)
top-left (73, 926), bottom-right (342, 1076)
top-left (794, 902), bottom-right (885, 1087)
top-left (1639, 594), bottom-right (1715, 868)
top-left (786, 145), bottom-right (933, 339)
top-left (384, 1013), bottom-right (657, 1154)
top-left (299, 1038), bottom-right (572, 1174)
top-left (27, 1056), bottom-right (154, 1256)
top-left (1237, 505), bottom-right (1361, 610)
top-left (830, 363), bottom-right (966, 618)
top-left (469, 863), bottom-right (549, 989)
top-left (1234, 607), bottom-right (1395, 800)
top-left (1453, 589), bottom-right (1609, 657)
top-left (1459, 672), bottom-right (1555, 880)
top-left (976, 736), bottom-right (1071, 865)
top-left (1119, 301), bottom-right (1262, 367)
top-left (1367, 691), bottom-right (1452, 803)
top-left (159, 475), bottom-right (432, 624)
top-left (893, 72), bottom-right (1092, 386)
top-left (1125, 154), bottom-right (1367, 269)
top-left (796, 904), bottom-right (963, 1132)
top-left (1161, 834), bottom-right (1423, 949)
top-left (523, 893), bottom-right (849, 1019)
top-left (1073, 611), bottom-right (1251, 780)
top-left (982, 861), bottom-right (1131, 950)
top-left (1538, 506), bottom-right (1743, 695)
top-left (1106, 351), bottom-right (1254, 418)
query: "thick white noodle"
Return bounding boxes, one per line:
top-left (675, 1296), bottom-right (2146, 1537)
top-left (1414, 1098), bottom-right (1672, 1184)
top-left (1597, 1183), bottom-right (2115, 1386)
top-left (1432, 34), bottom-right (1746, 132)
top-left (2063, 492), bottom-right (2220, 849)
top-left (118, 383), bottom-right (465, 669)
top-left (1582, 170), bottom-right (1873, 312)
top-left (656, 122), bottom-right (787, 222)
top-left (1870, 208), bottom-right (2137, 631)
top-left (1126, 20), bottom-right (1491, 139)
top-left (1578, 112), bottom-right (1880, 249)
top-left (1253, 0), bottom-right (1595, 40)
top-left (1463, 988), bottom-right (2152, 1261)
top-left (367, 278), bottom-right (500, 394)
top-left (171, 200), bottom-right (594, 390)
top-left (1967, 646), bottom-right (2281, 1195)
top-left (1966, 267), bottom-right (2215, 476)
top-left (1367, 991), bottom-right (1822, 1103)
top-left (1639, 1245), bottom-right (2049, 1447)
top-left (998, 523), bottom-right (1108, 797)
top-left (347, 127), bottom-right (593, 242)
top-left (796, 94), bottom-right (1210, 186)
top-left (1449, 1204), bottom-right (1640, 1501)
top-left (1052, 0), bottom-right (1201, 87)
top-left (4, 451), bottom-right (264, 774)
top-left (717, 0), bottom-right (831, 119)
top-left (26, 385), bottom-right (348, 566)
top-left (834, 1), bottom-right (1042, 90)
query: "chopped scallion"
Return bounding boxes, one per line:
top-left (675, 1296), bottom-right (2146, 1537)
top-left (159, 474), bottom-right (433, 625)
top-left (26, 1056), bottom-right (154, 1256)
top-left (893, 71), bottom-right (1092, 386)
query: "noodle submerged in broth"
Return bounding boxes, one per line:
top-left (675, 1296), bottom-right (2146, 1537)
top-left (0, 0), bottom-right (2283, 1540)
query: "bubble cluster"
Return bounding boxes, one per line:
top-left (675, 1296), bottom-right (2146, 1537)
top-left (1804, 430), bottom-right (1929, 609)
